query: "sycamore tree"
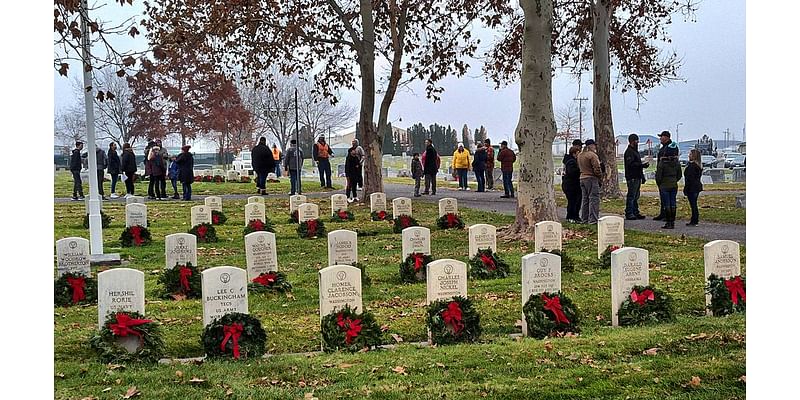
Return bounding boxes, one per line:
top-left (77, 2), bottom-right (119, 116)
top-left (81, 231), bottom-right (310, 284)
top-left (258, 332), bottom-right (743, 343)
top-left (142, 0), bottom-right (487, 200)
top-left (205, 79), bottom-right (254, 166)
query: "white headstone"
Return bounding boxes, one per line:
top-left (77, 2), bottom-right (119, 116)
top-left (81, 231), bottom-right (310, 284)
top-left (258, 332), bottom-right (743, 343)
top-left (247, 196), bottom-right (265, 205)
top-left (330, 194), bottom-right (349, 214)
top-left (426, 259), bottom-right (468, 304)
top-left (245, 231), bottom-right (278, 280)
top-left (318, 265), bottom-right (363, 319)
top-left (55, 237), bottom-right (91, 277)
top-left (402, 227), bottom-right (431, 259)
top-left (703, 240), bottom-right (742, 314)
top-left (611, 247), bottom-right (649, 327)
top-left (392, 197), bottom-right (413, 218)
top-left (534, 221), bottom-right (562, 252)
top-left (438, 198), bottom-right (458, 217)
top-left (468, 224), bottom-right (497, 258)
top-left (244, 202), bottom-right (266, 226)
top-left (97, 268), bottom-right (145, 329)
top-left (298, 203), bottom-right (319, 222)
top-left (125, 203), bottom-right (148, 228)
top-left (165, 233), bottom-right (197, 269)
top-left (701, 175), bottom-right (713, 185)
top-left (226, 170), bottom-right (240, 182)
top-left (212, 168), bottom-right (224, 177)
top-left (190, 205), bottom-right (212, 227)
top-left (125, 195), bottom-right (145, 205)
top-left (202, 266), bottom-right (249, 327)
top-left (202, 169), bottom-right (213, 177)
top-left (204, 196), bottom-right (223, 212)
top-left (327, 230), bottom-right (358, 266)
top-left (289, 195), bottom-right (307, 213)
top-left (597, 216), bottom-right (625, 258)
top-left (521, 252), bottom-right (562, 336)
top-left (370, 192), bottom-right (387, 213)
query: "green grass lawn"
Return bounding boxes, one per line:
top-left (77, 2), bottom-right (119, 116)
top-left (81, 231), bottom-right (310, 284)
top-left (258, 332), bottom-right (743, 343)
top-left (54, 199), bottom-right (745, 399)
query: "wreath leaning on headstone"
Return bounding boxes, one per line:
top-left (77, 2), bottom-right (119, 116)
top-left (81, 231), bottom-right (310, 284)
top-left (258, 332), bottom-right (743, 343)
top-left (542, 249), bottom-right (575, 273)
top-left (392, 215), bottom-right (418, 233)
top-left (89, 311), bottom-right (165, 363)
top-left (523, 291), bottom-right (581, 339)
top-left (399, 252), bottom-right (434, 283)
top-left (426, 296), bottom-right (482, 345)
top-left (331, 209), bottom-right (355, 222)
top-left (211, 210), bottom-right (227, 225)
top-left (83, 211), bottom-right (112, 229)
top-left (54, 272), bottom-right (97, 307)
top-left (243, 218), bottom-right (275, 235)
top-left (288, 210), bottom-right (299, 223)
top-left (158, 262), bottom-right (202, 300)
top-left (617, 285), bottom-right (676, 326)
top-left (201, 312), bottom-right (267, 360)
top-left (436, 213), bottom-right (464, 230)
top-left (297, 218), bottom-right (326, 239)
top-left (119, 225), bottom-right (152, 247)
top-left (189, 223), bottom-right (218, 243)
top-left (320, 305), bottom-right (383, 352)
top-left (706, 274), bottom-right (746, 316)
top-left (598, 245), bottom-right (621, 269)
top-left (370, 210), bottom-right (388, 221)
top-left (469, 248), bottom-right (510, 279)
top-left (248, 271), bottom-right (293, 294)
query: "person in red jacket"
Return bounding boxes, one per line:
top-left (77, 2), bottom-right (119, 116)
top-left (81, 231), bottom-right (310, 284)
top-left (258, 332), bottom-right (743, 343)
top-left (496, 141), bottom-right (516, 198)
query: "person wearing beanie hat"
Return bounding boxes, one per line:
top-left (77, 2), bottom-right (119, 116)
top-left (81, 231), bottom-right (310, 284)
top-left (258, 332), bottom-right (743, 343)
top-left (452, 142), bottom-right (471, 190)
top-left (577, 138), bottom-right (602, 223)
top-left (623, 133), bottom-right (650, 220)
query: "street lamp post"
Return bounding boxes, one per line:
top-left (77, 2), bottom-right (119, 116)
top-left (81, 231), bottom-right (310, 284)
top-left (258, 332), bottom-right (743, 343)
top-left (676, 122), bottom-right (683, 146)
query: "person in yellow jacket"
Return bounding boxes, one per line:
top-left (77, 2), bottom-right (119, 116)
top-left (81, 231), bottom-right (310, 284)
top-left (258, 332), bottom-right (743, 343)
top-left (452, 143), bottom-right (471, 191)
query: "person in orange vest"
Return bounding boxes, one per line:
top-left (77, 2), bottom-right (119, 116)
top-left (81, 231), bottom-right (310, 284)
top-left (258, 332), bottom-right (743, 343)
top-left (272, 144), bottom-right (282, 177)
top-left (312, 136), bottom-right (334, 189)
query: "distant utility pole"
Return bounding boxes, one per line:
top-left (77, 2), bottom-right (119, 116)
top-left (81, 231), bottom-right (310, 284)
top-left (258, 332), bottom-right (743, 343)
top-left (574, 97), bottom-right (588, 141)
top-left (676, 122), bottom-right (683, 144)
top-left (723, 128), bottom-right (730, 149)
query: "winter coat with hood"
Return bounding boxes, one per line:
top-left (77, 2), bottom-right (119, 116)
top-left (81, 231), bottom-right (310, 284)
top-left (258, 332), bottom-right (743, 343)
top-left (655, 155), bottom-right (683, 190)
top-left (452, 148), bottom-right (471, 169)
top-left (175, 151), bottom-right (194, 184)
top-left (251, 142), bottom-right (275, 173)
top-left (562, 152), bottom-right (581, 192)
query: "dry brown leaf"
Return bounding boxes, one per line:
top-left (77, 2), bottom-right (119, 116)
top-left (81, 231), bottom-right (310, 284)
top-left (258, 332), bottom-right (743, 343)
top-left (226, 388), bottom-right (234, 396)
top-left (688, 376), bottom-right (701, 388)
top-left (122, 386), bottom-right (140, 399)
top-left (304, 393), bottom-right (318, 400)
top-left (643, 348), bottom-right (659, 356)
top-left (392, 366), bottom-right (407, 375)
top-left (189, 377), bottom-right (206, 384)
top-left (582, 271), bottom-right (594, 275)
top-left (544, 341), bottom-right (553, 352)
top-left (80, 397), bottom-right (96, 400)
top-left (391, 333), bottom-right (404, 343)
top-left (595, 315), bottom-right (605, 321)
top-left (436, 362), bottom-right (446, 368)
top-left (107, 364), bottom-right (125, 370)
top-left (339, 363), bottom-right (354, 369)
top-left (739, 375), bottom-right (746, 383)
top-left (55, 373), bottom-right (65, 378)
top-left (175, 370), bottom-right (183, 378)
top-left (171, 293), bottom-right (187, 301)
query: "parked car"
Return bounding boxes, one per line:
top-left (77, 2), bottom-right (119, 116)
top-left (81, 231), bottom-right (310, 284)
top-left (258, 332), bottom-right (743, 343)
top-left (701, 155), bottom-right (717, 168)
top-left (725, 154), bottom-right (746, 169)
top-left (679, 153), bottom-right (689, 166)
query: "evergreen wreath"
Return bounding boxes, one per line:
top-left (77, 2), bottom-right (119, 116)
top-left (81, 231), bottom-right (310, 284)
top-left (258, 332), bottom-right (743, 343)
top-left (83, 211), bottom-right (112, 229)
top-left (598, 245), bottom-right (621, 268)
top-left (523, 291), bottom-right (581, 339)
top-left (158, 262), bottom-right (202, 299)
top-left (211, 210), bottom-right (227, 225)
top-left (240, 175), bottom-right (251, 183)
top-left (54, 272), bottom-right (97, 307)
top-left (194, 176), bottom-right (202, 182)
top-left (297, 218), bottom-right (326, 239)
top-left (331, 209), bottom-right (355, 222)
top-left (202, 175), bottom-right (213, 182)
top-left (189, 223), bottom-right (218, 243)
top-left (288, 210), bottom-right (299, 223)
top-left (706, 274), bottom-right (746, 316)
top-left (89, 311), bottom-right (165, 363)
top-left (201, 312), bottom-right (267, 360)
top-left (320, 305), bottom-right (383, 352)
top-left (399, 252), bottom-right (434, 283)
top-left (248, 271), bottom-right (293, 294)
top-left (436, 213), bottom-right (464, 230)
top-left (426, 296), bottom-right (482, 345)
top-left (244, 218), bottom-right (275, 235)
top-left (119, 225), bottom-right (152, 247)
top-left (392, 215), bottom-right (418, 233)
top-left (617, 285), bottom-right (676, 326)
top-left (543, 249), bottom-right (575, 273)
top-left (469, 248), bottom-right (510, 279)
top-left (370, 210), bottom-right (388, 221)
top-left (213, 175), bottom-right (225, 183)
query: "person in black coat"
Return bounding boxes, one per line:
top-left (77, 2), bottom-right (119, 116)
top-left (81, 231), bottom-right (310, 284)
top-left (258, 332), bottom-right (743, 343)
top-left (251, 137), bottom-right (275, 195)
top-left (120, 143), bottom-right (137, 196)
top-left (562, 142), bottom-right (582, 223)
top-left (69, 141), bottom-right (85, 200)
top-left (683, 149), bottom-right (704, 226)
top-left (623, 133), bottom-right (650, 220)
top-left (345, 147), bottom-right (362, 201)
top-left (422, 139), bottom-right (440, 195)
top-left (473, 143), bottom-right (488, 192)
top-left (175, 145), bottom-right (194, 201)
top-left (107, 142), bottom-right (121, 198)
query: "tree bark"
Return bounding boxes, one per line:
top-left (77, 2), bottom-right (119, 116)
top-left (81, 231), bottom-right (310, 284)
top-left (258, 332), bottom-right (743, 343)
top-left (358, 0), bottom-right (383, 202)
top-left (592, 0), bottom-right (622, 198)
top-left (505, 0), bottom-right (558, 240)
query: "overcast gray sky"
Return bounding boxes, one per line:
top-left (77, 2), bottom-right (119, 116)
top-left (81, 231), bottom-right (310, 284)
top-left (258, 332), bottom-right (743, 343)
top-left (53, 0), bottom-right (745, 143)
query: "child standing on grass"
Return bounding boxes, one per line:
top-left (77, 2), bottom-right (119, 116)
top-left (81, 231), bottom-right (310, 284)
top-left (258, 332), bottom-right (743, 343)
top-left (411, 153), bottom-right (423, 197)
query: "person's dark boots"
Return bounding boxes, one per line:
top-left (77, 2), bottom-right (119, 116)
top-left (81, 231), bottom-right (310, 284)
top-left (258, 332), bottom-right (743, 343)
top-left (663, 207), bottom-right (676, 229)
top-left (653, 207), bottom-right (665, 221)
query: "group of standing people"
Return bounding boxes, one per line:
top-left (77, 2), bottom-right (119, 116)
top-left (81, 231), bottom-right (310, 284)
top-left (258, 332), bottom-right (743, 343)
top-left (69, 140), bottom-right (143, 201)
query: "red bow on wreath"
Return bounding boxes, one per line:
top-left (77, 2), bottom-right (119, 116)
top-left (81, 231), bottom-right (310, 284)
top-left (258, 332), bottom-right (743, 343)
top-left (179, 266), bottom-right (192, 293)
top-left (400, 216), bottom-right (411, 228)
top-left (221, 323), bottom-right (244, 359)
top-left (250, 220), bottom-right (264, 231)
top-left (307, 219), bottom-right (318, 237)
top-left (212, 214), bottom-right (220, 224)
top-left (253, 272), bottom-right (277, 287)
top-left (130, 225), bottom-right (144, 245)
top-left (197, 225), bottom-right (208, 239)
top-left (337, 314), bottom-right (362, 345)
top-left (66, 276), bottom-right (86, 304)
top-left (446, 213), bottom-right (457, 227)
top-left (630, 289), bottom-right (655, 306)
top-left (109, 313), bottom-right (152, 342)
top-left (542, 294), bottom-right (570, 324)
top-left (412, 253), bottom-right (424, 272)
top-left (724, 276), bottom-right (746, 305)
top-left (480, 252), bottom-right (497, 271)
top-left (338, 210), bottom-right (348, 220)
top-left (377, 210), bottom-right (386, 220)
top-left (442, 301), bottom-right (464, 335)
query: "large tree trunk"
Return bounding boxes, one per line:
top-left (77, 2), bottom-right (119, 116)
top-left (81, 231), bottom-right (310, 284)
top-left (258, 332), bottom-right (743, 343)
top-left (505, 0), bottom-right (558, 240)
top-left (376, 1), bottom-right (407, 185)
top-left (359, 0), bottom-right (383, 201)
top-left (592, 0), bottom-right (622, 198)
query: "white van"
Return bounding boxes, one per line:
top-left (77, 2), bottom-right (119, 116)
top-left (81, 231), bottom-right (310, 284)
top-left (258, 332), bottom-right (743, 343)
top-left (232, 150), bottom-right (253, 176)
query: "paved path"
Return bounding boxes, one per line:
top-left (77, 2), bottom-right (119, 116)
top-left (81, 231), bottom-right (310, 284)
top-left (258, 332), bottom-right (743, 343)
top-left (55, 182), bottom-right (745, 244)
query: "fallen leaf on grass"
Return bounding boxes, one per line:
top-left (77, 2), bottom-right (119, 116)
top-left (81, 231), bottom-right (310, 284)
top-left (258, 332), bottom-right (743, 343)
top-left (102, 387), bottom-right (111, 392)
top-left (582, 271), bottom-right (594, 275)
top-left (107, 364), bottom-right (125, 370)
top-left (595, 315), bottom-right (605, 321)
top-left (544, 341), bottom-right (553, 352)
top-left (339, 363), bottom-right (354, 369)
top-left (175, 370), bottom-right (183, 378)
top-left (643, 348), bottom-right (659, 356)
top-left (739, 375), bottom-right (746, 383)
top-left (391, 333), bottom-right (404, 343)
top-left (55, 373), bottom-right (65, 378)
top-left (171, 293), bottom-right (187, 301)
top-left (122, 386), bottom-right (140, 399)
top-left (304, 393), bottom-right (318, 400)
top-left (392, 366), bottom-right (407, 375)
top-left (687, 376), bottom-right (701, 388)
top-left (436, 362), bottom-right (446, 368)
